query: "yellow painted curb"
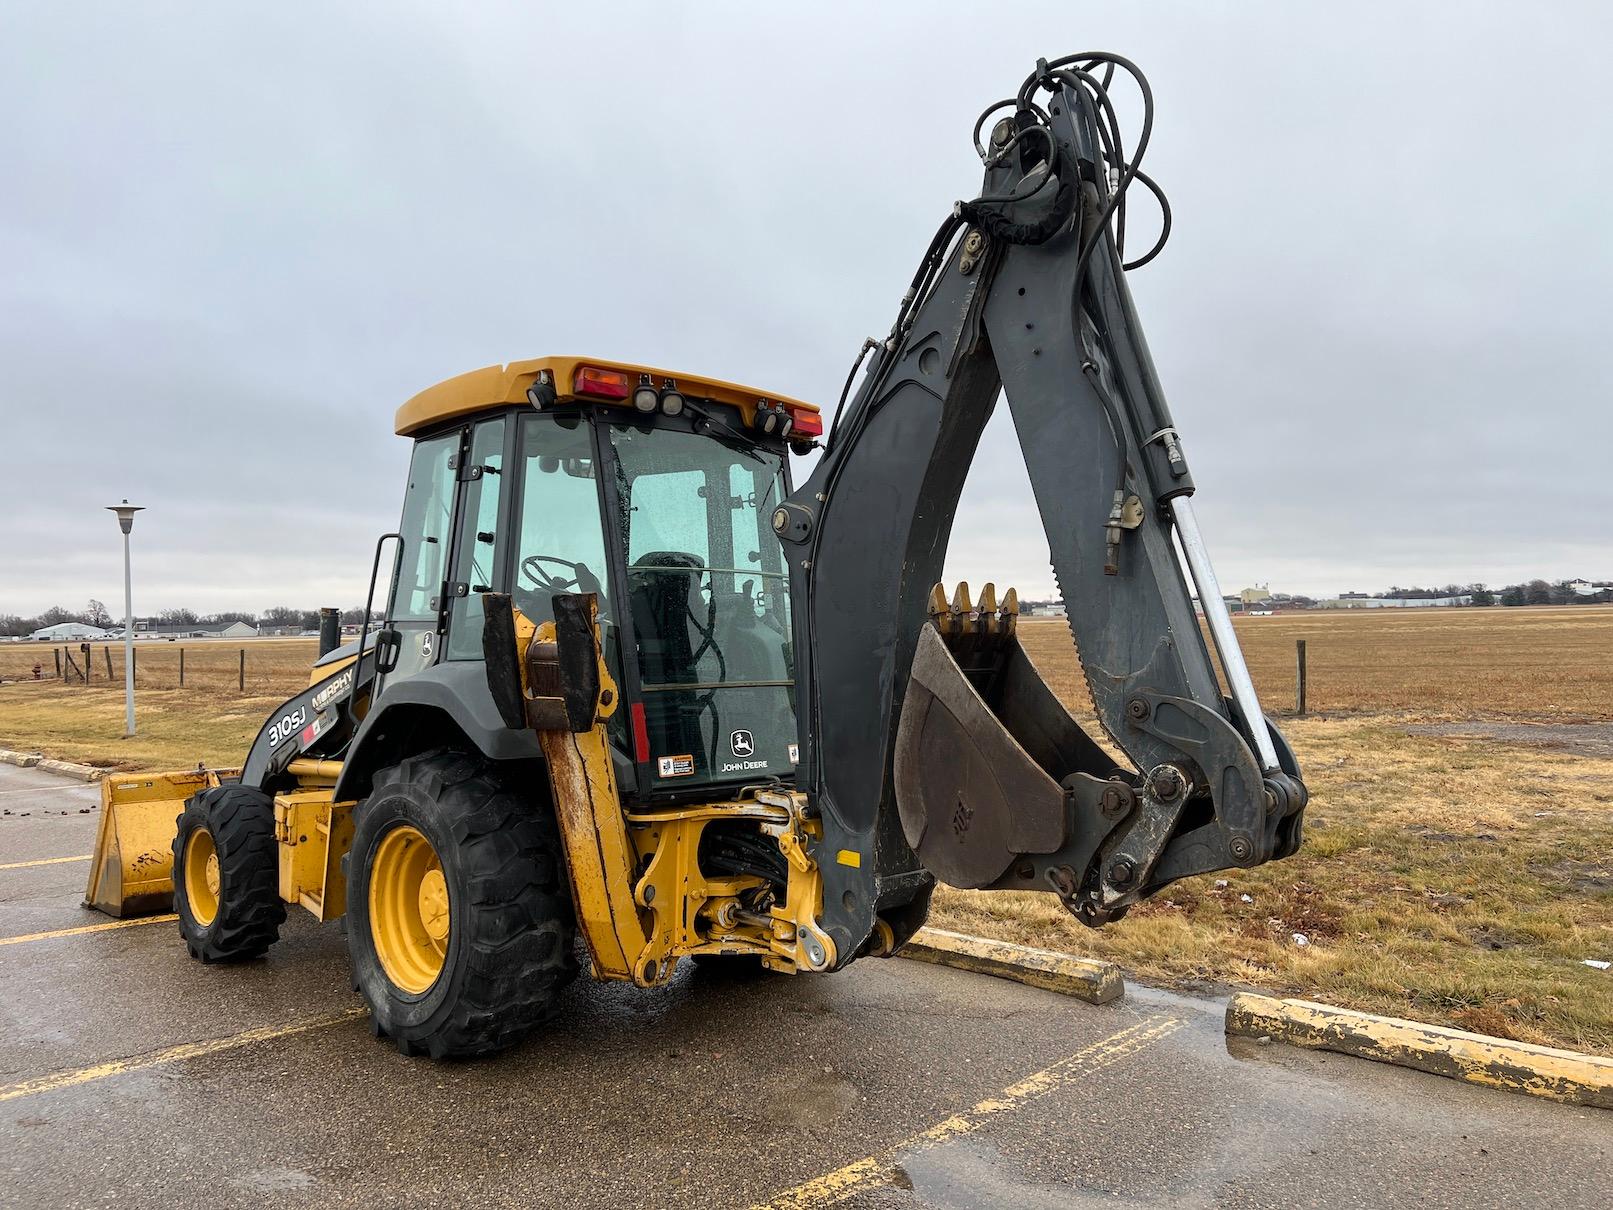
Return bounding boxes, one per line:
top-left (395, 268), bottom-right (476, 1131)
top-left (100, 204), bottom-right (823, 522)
top-left (898, 927), bottom-right (1123, 1005)
top-left (1226, 993), bottom-right (1613, 1109)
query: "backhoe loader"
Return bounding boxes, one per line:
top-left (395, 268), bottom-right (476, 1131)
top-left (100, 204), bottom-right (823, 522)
top-left (86, 52), bottom-right (1307, 1058)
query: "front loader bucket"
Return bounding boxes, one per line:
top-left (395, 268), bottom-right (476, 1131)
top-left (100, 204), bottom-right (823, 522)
top-left (895, 584), bottom-right (1119, 891)
top-left (84, 768), bottom-right (232, 917)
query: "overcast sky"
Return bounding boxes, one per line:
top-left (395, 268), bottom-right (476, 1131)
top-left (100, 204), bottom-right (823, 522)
top-left (2, 3), bottom-right (1609, 617)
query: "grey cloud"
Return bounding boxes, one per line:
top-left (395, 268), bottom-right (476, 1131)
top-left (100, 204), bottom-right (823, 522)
top-left (3, 3), bottom-right (1608, 617)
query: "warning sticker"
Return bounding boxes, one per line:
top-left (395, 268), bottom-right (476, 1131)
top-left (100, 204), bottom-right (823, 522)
top-left (656, 754), bottom-right (696, 778)
top-left (788, 743), bottom-right (800, 764)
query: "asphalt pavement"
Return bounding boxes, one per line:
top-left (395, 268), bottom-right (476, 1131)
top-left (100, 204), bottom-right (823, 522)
top-left (1, 762), bottom-right (1608, 1209)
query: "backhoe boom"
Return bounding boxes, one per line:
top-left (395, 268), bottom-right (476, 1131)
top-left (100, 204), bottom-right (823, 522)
top-left (777, 54), bottom-right (1308, 963)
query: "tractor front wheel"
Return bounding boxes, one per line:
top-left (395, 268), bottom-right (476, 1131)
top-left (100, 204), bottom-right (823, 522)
top-left (172, 785), bottom-right (285, 962)
top-left (345, 751), bottom-right (577, 1059)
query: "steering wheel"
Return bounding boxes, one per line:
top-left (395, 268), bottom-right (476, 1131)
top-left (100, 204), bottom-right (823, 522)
top-left (520, 554), bottom-right (581, 594)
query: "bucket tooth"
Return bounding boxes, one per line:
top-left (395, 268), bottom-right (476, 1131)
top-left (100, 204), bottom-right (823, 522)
top-left (1000, 586), bottom-right (1019, 638)
top-left (978, 583), bottom-right (999, 638)
top-left (928, 583), bottom-right (952, 636)
top-left (950, 581), bottom-right (973, 619)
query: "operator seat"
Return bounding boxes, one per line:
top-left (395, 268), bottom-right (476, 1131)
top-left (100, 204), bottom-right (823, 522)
top-left (629, 552), bottom-right (708, 768)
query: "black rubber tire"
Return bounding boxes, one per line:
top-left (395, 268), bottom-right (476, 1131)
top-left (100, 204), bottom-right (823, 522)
top-left (345, 750), bottom-right (578, 1059)
top-left (172, 785), bottom-right (286, 963)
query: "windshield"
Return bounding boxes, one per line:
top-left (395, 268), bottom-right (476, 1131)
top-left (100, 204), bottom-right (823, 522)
top-left (607, 421), bottom-right (795, 790)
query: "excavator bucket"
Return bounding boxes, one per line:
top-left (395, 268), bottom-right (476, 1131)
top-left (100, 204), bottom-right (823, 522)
top-left (894, 583), bottom-right (1118, 892)
top-left (84, 768), bottom-right (232, 917)
top-left (893, 581), bottom-right (1303, 925)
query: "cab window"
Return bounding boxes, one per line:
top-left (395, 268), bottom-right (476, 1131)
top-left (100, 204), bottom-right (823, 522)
top-left (447, 418), bottom-right (506, 660)
top-left (513, 414), bottom-right (611, 628)
top-left (392, 433), bottom-right (457, 623)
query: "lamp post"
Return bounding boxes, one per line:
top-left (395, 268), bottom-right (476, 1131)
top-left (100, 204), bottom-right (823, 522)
top-left (105, 501), bottom-right (144, 737)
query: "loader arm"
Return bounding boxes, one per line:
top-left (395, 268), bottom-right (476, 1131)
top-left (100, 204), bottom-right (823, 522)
top-left (776, 53), bottom-right (1308, 964)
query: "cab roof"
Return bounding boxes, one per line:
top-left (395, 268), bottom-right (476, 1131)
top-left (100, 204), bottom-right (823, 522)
top-left (395, 355), bottom-right (821, 437)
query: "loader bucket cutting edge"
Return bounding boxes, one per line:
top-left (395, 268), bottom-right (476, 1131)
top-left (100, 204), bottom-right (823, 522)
top-left (84, 768), bottom-right (234, 918)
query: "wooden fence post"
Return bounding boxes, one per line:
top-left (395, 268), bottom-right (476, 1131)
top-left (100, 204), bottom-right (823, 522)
top-left (104, 646), bottom-right (114, 681)
top-left (1295, 639), bottom-right (1308, 715)
top-left (179, 647), bottom-right (185, 687)
top-left (238, 649), bottom-right (245, 692)
top-left (54, 647), bottom-right (62, 679)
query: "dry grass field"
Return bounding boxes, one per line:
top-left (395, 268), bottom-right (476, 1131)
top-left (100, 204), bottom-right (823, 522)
top-left (1214, 604), bottom-right (1613, 721)
top-left (0, 639), bottom-right (319, 769)
top-left (1, 607), bottom-right (1610, 1052)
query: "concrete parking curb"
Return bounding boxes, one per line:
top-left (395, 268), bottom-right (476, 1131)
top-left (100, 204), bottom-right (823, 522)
top-left (0, 750), bottom-right (104, 782)
top-left (899, 927), bottom-right (1123, 1005)
top-left (1227, 992), bottom-right (1613, 1108)
top-left (38, 759), bottom-right (105, 782)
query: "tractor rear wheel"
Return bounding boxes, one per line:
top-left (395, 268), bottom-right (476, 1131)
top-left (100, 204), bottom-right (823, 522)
top-left (345, 751), bottom-right (578, 1059)
top-left (172, 785), bottom-right (286, 962)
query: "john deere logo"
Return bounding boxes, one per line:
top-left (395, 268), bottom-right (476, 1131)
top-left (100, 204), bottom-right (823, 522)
top-left (730, 729), bottom-right (755, 758)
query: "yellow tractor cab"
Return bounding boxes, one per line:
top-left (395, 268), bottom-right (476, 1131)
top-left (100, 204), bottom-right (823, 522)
top-left (372, 350), bottom-right (825, 806)
top-left (371, 356), bottom-right (822, 804)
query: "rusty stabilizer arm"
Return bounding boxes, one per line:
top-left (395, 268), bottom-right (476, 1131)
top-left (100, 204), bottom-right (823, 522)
top-left (774, 53), bottom-right (1307, 962)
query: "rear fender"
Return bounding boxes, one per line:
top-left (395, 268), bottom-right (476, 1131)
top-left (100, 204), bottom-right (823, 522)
top-left (332, 661), bottom-right (543, 802)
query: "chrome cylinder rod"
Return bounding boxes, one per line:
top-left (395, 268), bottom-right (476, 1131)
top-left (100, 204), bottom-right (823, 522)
top-left (1169, 496), bottom-right (1281, 772)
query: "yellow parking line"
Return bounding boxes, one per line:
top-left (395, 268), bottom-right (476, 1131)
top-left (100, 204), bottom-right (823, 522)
top-left (0, 914), bottom-right (177, 947)
top-left (752, 1014), bottom-right (1186, 1209)
top-left (0, 854), bottom-right (91, 871)
top-left (0, 1008), bottom-right (367, 1103)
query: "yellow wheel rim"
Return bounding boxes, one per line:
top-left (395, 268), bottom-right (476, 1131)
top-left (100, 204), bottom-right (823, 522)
top-left (369, 825), bottom-right (450, 995)
top-left (184, 827), bottom-right (220, 927)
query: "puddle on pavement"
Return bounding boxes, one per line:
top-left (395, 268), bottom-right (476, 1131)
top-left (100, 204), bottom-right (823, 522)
top-left (895, 1137), bottom-right (1107, 1209)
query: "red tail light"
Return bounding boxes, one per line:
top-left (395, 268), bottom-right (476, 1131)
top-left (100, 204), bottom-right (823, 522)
top-left (574, 365), bottom-right (631, 400)
top-left (786, 405), bottom-right (824, 438)
top-left (630, 701), bottom-right (651, 763)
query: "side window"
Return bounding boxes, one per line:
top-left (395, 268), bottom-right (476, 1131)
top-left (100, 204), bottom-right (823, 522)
top-left (392, 433), bottom-right (458, 623)
top-left (447, 418), bottom-right (506, 659)
top-left (514, 415), bottom-right (611, 626)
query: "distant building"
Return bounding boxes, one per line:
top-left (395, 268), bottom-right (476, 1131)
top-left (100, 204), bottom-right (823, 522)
top-left (1316, 595), bottom-right (1473, 609)
top-left (133, 620), bottom-right (211, 639)
top-left (1567, 579), bottom-right (1613, 598)
top-left (131, 618), bottom-right (261, 639)
top-left (1238, 584), bottom-right (1274, 604)
top-left (28, 622), bottom-right (120, 642)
